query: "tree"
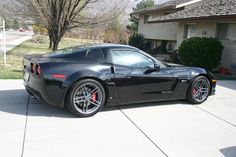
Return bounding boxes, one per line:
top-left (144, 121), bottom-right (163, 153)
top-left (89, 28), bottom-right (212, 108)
top-left (127, 0), bottom-right (155, 34)
top-left (134, 0), bottom-right (155, 12)
top-left (103, 18), bottom-right (127, 44)
top-left (0, 2), bottom-right (12, 29)
top-left (13, 19), bottom-right (19, 30)
top-left (14, 0), bottom-right (125, 50)
top-left (128, 33), bottom-right (147, 51)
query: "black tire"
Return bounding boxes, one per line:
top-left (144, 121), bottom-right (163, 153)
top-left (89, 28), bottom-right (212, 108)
top-left (186, 76), bottom-right (210, 104)
top-left (66, 79), bottom-right (106, 117)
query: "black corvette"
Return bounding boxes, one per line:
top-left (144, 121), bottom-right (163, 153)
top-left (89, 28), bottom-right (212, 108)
top-left (23, 44), bottom-right (216, 117)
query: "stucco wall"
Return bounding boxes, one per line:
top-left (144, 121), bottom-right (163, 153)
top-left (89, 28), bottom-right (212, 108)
top-left (138, 15), bottom-right (177, 41)
top-left (177, 19), bottom-right (236, 67)
top-left (177, 21), bottom-right (217, 47)
top-left (221, 41), bottom-right (236, 67)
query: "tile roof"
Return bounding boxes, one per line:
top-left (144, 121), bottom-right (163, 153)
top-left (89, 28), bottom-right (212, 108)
top-left (150, 0), bottom-right (236, 22)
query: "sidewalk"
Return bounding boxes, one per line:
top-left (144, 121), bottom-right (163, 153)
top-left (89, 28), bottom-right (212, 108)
top-left (0, 80), bottom-right (236, 157)
top-left (6, 35), bottom-right (32, 52)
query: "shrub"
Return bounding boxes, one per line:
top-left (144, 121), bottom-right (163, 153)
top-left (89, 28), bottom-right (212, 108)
top-left (32, 25), bottom-right (48, 35)
top-left (128, 33), bottom-right (147, 51)
top-left (147, 47), bottom-right (160, 55)
top-left (179, 37), bottom-right (224, 70)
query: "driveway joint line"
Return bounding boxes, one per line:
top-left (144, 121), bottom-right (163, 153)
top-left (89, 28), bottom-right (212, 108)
top-left (193, 105), bottom-right (236, 128)
top-left (117, 107), bottom-right (168, 157)
top-left (20, 94), bottom-right (30, 157)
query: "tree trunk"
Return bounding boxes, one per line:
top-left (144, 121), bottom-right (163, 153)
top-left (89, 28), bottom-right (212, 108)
top-left (51, 29), bottom-right (66, 51)
top-left (52, 41), bottom-right (59, 51)
top-left (49, 38), bottom-right (53, 49)
top-left (48, 31), bottom-right (53, 49)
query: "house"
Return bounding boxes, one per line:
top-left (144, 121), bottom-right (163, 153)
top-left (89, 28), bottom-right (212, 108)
top-left (132, 0), bottom-right (196, 51)
top-left (133, 0), bottom-right (236, 67)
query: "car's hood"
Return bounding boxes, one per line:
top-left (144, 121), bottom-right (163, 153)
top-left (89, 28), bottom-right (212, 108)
top-left (162, 62), bottom-right (183, 67)
top-left (162, 61), bottom-right (210, 76)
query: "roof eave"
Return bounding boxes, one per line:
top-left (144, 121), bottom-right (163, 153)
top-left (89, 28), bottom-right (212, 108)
top-left (131, 6), bottom-right (176, 16)
top-left (148, 14), bottom-right (236, 23)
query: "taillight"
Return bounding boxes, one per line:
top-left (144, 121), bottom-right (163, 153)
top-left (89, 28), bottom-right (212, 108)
top-left (31, 63), bottom-right (35, 73)
top-left (52, 74), bottom-right (67, 79)
top-left (36, 64), bottom-right (41, 76)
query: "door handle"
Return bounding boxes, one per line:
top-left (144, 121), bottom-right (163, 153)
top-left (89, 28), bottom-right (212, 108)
top-left (110, 66), bottom-right (115, 74)
top-left (124, 76), bottom-right (131, 79)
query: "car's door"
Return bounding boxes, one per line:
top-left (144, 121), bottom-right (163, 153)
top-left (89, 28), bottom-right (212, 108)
top-left (110, 48), bottom-right (174, 103)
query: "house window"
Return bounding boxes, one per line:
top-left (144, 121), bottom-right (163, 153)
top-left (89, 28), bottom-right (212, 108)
top-left (217, 23), bottom-right (229, 40)
top-left (146, 40), bottom-right (157, 49)
top-left (217, 23), bottom-right (236, 40)
top-left (144, 15), bottom-right (150, 24)
top-left (183, 24), bottom-right (196, 39)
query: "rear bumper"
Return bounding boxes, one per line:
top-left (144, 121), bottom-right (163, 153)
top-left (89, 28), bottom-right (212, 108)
top-left (23, 73), bottom-right (67, 108)
top-left (25, 84), bottom-right (44, 101)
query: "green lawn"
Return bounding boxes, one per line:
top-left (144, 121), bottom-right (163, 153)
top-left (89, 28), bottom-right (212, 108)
top-left (0, 35), bottom-right (92, 79)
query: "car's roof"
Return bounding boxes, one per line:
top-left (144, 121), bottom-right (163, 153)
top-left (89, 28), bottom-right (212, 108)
top-left (72, 43), bottom-right (138, 50)
top-left (50, 43), bottom-right (165, 68)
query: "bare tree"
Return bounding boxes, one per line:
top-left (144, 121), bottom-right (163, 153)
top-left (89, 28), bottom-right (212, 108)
top-left (13, 0), bottom-right (127, 50)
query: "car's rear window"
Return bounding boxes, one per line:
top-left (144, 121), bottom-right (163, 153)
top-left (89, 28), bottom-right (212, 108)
top-left (43, 47), bottom-right (84, 57)
top-left (44, 47), bottom-right (105, 63)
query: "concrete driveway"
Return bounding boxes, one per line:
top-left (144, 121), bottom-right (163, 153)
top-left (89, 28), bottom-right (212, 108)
top-left (0, 80), bottom-right (236, 157)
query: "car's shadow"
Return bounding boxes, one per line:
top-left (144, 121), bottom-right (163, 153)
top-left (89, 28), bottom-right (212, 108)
top-left (0, 89), bottom-right (190, 118)
top-left (219, 146), bottom-right (236, 157)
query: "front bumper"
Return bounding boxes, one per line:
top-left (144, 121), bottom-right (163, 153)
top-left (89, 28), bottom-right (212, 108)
top-left (210, 80), bottom-right (216, 96)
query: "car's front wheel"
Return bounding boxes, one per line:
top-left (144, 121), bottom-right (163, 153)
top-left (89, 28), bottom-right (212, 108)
top-left (66, 79), bottom-right (106, 117)
top-left (187, 76), bottom-right (210, 104)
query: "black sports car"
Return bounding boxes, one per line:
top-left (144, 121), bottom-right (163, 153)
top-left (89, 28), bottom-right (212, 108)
top-left (23, 44), bottom-right (216, 117)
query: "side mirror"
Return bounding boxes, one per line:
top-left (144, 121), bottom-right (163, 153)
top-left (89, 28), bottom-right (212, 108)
top-left (144, 64), bottom-right (160, 74)
top-left (154, 63), bottom-right (160, 72)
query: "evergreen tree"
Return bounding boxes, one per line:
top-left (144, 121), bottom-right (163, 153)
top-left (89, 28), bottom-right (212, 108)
top-left (127, 0), bottom-right (155, 33)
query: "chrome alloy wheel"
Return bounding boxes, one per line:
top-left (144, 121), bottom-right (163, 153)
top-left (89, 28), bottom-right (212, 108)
top-left (192, 78), bottom-right (210, 102)
top-left (73, 82), bottom-right (103, 115)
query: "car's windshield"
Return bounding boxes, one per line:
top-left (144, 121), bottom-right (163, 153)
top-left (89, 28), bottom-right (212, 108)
top-left (139, 50), bottom-right (166, 68)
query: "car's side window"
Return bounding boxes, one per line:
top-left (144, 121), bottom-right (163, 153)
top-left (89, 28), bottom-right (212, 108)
top-left (86, 48), bottom-right (105, 63)
top-left (110, 49), bottom-right (155, 68)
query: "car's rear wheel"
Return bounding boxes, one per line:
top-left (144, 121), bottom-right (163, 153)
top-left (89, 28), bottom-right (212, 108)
top-left (66, 79), bottom-right (106, 117)
top-left (187, 76), bottom-right (210, 104)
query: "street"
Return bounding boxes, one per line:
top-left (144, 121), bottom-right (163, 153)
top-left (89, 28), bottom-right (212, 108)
top-left (0, 30), bottom-right (33, 52)
top-left (0, 80), bottom-right (236, 157)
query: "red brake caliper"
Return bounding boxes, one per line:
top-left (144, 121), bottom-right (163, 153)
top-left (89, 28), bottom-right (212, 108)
top-left (91, 93), bottom-right (96, 102)
top-left (193, 88), bottom-right (197, 94)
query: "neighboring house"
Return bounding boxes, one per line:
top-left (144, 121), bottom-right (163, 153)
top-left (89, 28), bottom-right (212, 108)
top-left (133, 0), bottom-right (236, 67)
top-left (132, 0), bottom-right (194, 51)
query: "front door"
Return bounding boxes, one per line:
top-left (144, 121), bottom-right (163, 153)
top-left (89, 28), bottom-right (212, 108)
top-left (110, 49), bottom-right (174, 103)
